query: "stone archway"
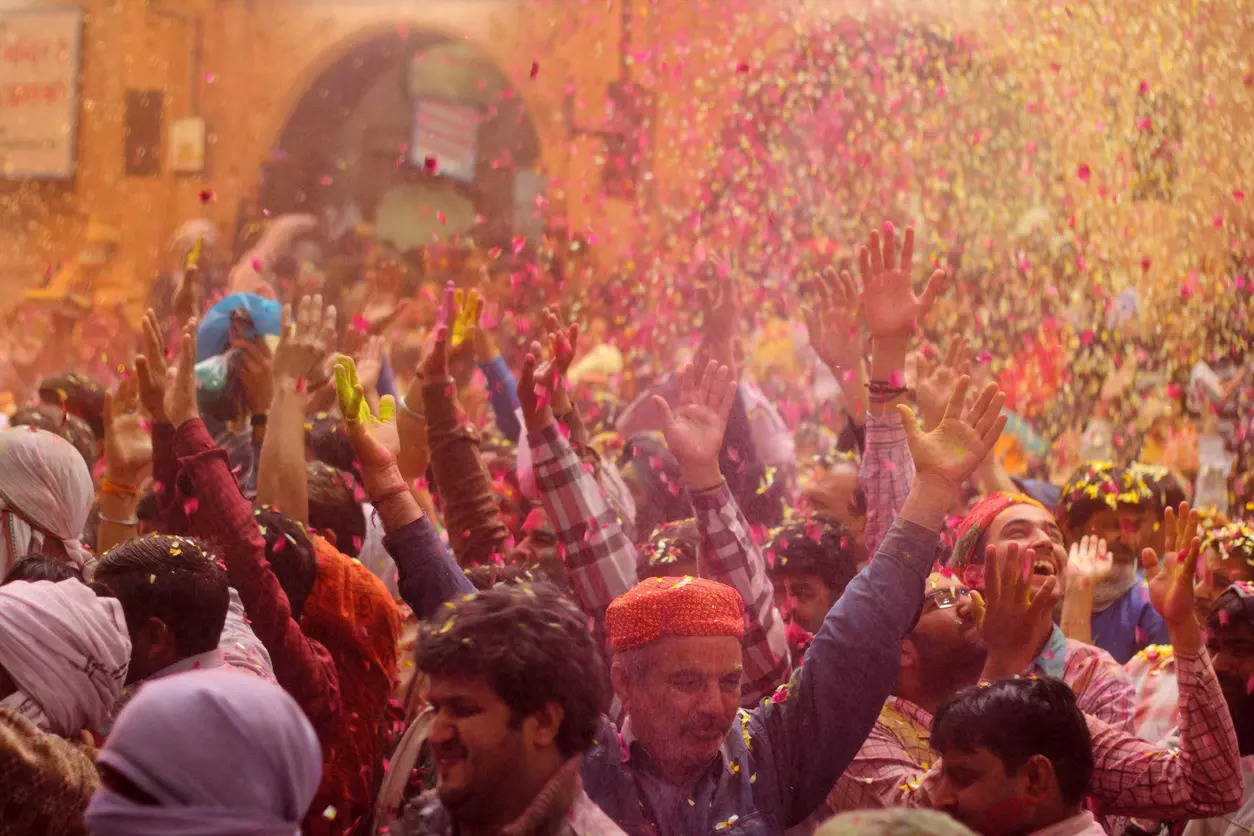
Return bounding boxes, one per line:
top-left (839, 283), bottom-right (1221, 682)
top-left (255, 23), bottom-right (553, 250)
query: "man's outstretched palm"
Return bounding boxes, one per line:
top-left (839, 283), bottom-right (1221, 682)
top-left (859, 222), bottom-right (946, 340)
top-left (653, 361), bottom-right (736, 475)
top-left (899, 376), bottom-right (1006, 488)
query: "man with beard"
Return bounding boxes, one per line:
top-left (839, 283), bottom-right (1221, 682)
top-left (812, 502), bottom-right (1244, 830)
top-left (1055, 462), bottom-right (1182, 663)
top-left (945, 492), bottom-right (1136, 731)
top-left (403, 583), bottom-right (624, 835)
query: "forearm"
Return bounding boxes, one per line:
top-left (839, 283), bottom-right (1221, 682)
top-left (860, 410), bottom-right (917, 555)
top-left (480, 355), bottom-right (522, 443)
top-left (382, 517), bottom-right (473, 621)
top-left (422, 377), bottom-right (507, 564)
top-left (96, 490), bottom-right (139, 553)
top-left (1059, 587), bottom-right (1095, 645)
top-left (868, 336), bottom-right (909, 415)
top-left (839, 357), bottom-right (869, 428)
top-left (894, 473), bottom-right (955, 535)
top-left (691, 481), bottom-right (789, 704)
top-left (151, 421), bottom-right (186, 533)
top-left (530, 424), bottom-right (638, 622)
top-left (255, 381), bottom-right (309, 523)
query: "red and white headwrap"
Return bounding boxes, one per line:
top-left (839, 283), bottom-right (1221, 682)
top-left (946, 492), bottom-right (1047, 590)
top-left (606, 576), bottom-right (745, 651)
top-left (0, 427), bottom-right (95, 578)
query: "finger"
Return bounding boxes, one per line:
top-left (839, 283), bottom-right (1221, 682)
top-left (894, 403), bottom-right (923, 446)
top-left (103, 389), bottom-right (115, 425)
top-left (918, 269), bottom-right (947, 312)
top-left (377, 394), bottom-right (396, 424)
top-left (1030, 575), bottom-right (1061, 614)
top-left (980, 413), bottom-right (1008, 450)
top-left (942, 375), bottom-right (972, 422)
top-left (180, 319), bottom-right (198, 375)
top-left (974, 391), bottom-right (1006, 439)
top-left (678, 362), bottom-right (697, 405)
top-left (134, 356), bottom-right (151, 389)
top-left (964, 381), bottom-right (997, 428)
top-left (857, 243), bottom-right (872, 283)
top-left (281, 303), bottom-right (294, 343)
top-left (840, 270), bottom-right (859, 306)
top-left (431, 324), bottom-right (449, 370)
top-left (881, 221), bottom-right (897, 271)
top-left (1180, 536), bottom-right (1202, 583)
top-left (868, 229), bottom-right (884, 275)
top-left (322, 304), bottom-right (338, 341)
top-left (296, 295), bottom-right (312, 332)
top-left (983, 544), bottom-right (1001, 604)
top-left (1177, 501), bottom-right (1197, 552)
top-left (944, 336), bottom-right (963, 370)
top-left (1018, 547), bottom-right (1036, 596)
top-left (1139, 546), bottom-right (1161, 581)
top-left (651, 394), bottom-right (676, 429)
top-left (518, 352), bottom-right (538, 401)
top-left (900, 226), bottom-right (915, 274)
top-left (441, 281), bottom-right (456, 327)
top-left (698, 360), bottom-right (718, 407)
top-left (1163, 506), bottom-right (1177, 557)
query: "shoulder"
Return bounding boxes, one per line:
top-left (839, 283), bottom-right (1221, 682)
top-left (566, 790), bottom-right (628, 835)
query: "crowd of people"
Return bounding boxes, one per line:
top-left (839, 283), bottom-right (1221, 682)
top-left (0, 213), bottom-right (1250, 836)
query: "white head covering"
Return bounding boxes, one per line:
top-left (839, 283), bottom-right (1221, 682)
top-left (0, 579), bottom-right (130, 737)
top-left (86, 669), bottom-right (322, 836)
top-left (0, 427), bottom-right (95, 576)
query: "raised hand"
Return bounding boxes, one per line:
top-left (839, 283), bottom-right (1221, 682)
top-left (334, 355), bottom-right (402, 498)
top-left (134, 309), bottom-right (169, 424)
top-left (980, 541), bottom-right (1061, 679)
top-left (651, 359), bottom-right (737, 491)
top-left (164, 318), bottom-right (200, 429)
top-left (539, 306), bottom-right (579, 415)
top-left (273, 294), bottom-right (337, 389)
top-left (173, 240), bottom-right (204, 324)
top-left (234, 339), bottom-right (274, 416)
top-left (897, 375), bottom-right (1007, 490)
top-left (909, 336), bottom-right (970, 432)
top-left (805, 267), bottom-right (863, 377)
top-left (517, 341), bottom-right (557, 434)
top-left (859, 221), bottom-right (946, 340)
top-left (103, 375), bottom-right (153, 485)
top-left (1065, 534), bottom-right (1113, 594)
top-left (417, 282), bottom-right (456, 381)
top-left (449, 287), bottom-right (481, 353)
top-left (1141, 502), bottom-right (1202, 648)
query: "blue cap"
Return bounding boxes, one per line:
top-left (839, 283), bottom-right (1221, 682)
top-left (195, 293), bottom-right (282, 361)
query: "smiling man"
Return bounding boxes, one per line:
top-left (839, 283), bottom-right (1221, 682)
top-left (405, 584), bottom-right (623, 836)
top-left (945, 492), bottom-right (1136, 731)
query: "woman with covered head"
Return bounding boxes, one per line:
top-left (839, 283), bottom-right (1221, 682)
top-left (0, 426), bottom-right (95, 577)
top-left (86, 668), bottom-right (322, 835)
top-left (945, 491), bottom-right (1136, 731)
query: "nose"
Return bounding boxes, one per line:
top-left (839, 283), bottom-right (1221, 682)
top-left (429, 710), bottom-right (457, 744)
top-left (781, 594), bottom-right (797, 621)
top-left (931, 777), bottom-right (958, 812)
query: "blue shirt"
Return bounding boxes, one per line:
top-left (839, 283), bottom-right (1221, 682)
top-left (582, 518), bottom-right (938, 834)
top-left (1091, 579), bottom-right (1169, 664)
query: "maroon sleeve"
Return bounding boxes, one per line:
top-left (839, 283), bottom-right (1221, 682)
top-left (151, 421), bottom-right (187, 534)
top-left (173, 418), bottom-right (341, 740)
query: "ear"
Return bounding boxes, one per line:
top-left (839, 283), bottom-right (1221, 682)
top-left (319, 528), bottom-right (338, 547)
top-left (523, 700), bottom-right (565, 749)
top-left (609, 657), bottom-right (632, 705)
top-left (899, 637), bottom-right (919, 671)
top-left (1020, 753), bottom-right (1056, 803)
top-left (139, 616), bottom-right (175, 658)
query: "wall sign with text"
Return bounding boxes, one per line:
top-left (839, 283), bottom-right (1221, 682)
top-left (0, 7), bottom-right (83, 179)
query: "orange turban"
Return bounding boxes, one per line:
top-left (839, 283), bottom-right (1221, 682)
top-left (605, 576), bottom-right (745, 651)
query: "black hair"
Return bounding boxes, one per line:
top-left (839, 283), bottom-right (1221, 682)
top-left (37, 372), bottom-right (106, 439)
top-left (463, 563), bottom-right (551, 590)
top-left (932, 677), bottom-right (1094, 806)
top-left (1125, 463), bottom-right (1187, 515)
top-left (306, 462), bottom-right (366, 557)
top-left (304, 412), bottom-right (360, 474)
top-left (8, 404), bottom-right (97, 470)
top-left (252, 508), bottom-right (318, 620)
top-left (767, 514), bottom-right (860, 598)
top-left (93, 535), bottom-right (229, 657)
top-left (638, 518), bottom-right (700, 579)
top-left (416, 583), bottom-right (607, 758)
top-left (1056, 462), bottom-right (1125, 533)
top-left (2, 554), bottom-right (82, 585)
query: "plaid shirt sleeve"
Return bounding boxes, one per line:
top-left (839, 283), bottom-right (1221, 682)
top-left (860, 410), bottom-right (915, 558)
top-left (1087, 648), bottom-right (1244, 819)
top-left (529, 423), bottom-right (638, 623)
top-left (690, 481), bottom-right (790, 705)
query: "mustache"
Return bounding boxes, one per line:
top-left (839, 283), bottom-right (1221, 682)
top-left (682, 715), bottom-right (728, 737)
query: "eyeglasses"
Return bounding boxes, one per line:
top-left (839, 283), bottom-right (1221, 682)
top-left (923, 587), bottom-right (972, 611)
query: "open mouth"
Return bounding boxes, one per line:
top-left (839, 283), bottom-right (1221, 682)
top-left (1031, 559), bottom-right (1057, 576)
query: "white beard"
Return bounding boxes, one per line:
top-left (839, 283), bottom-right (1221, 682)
top-left (1092, 558), bottom-right (1139, 612)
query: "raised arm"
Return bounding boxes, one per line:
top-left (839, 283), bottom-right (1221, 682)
top-left (1086, 503), bottom-right (1242, 818)
top-left (421, 283), bottom-right (508, 564)
top-left (856, 224), bottom-right (946, 556)
top-left (806, 266), bottom-right (868, 428)
top-left (755, 371), bottom-right (1006, 828)
top-left (652, 359), bottom-right (789, 704)
top-left (464, 290), bottom-right (523, 444)
top-left (165, 318), bottom-right (341, 739)
top-left (519, 321), bottom-right (638, 630)
top-left (255, 294), bottom-right (338, 524)
top-left (98, 375), bottom-right (151, 552)
top-left (334, 355), bottom-right (472, 621)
